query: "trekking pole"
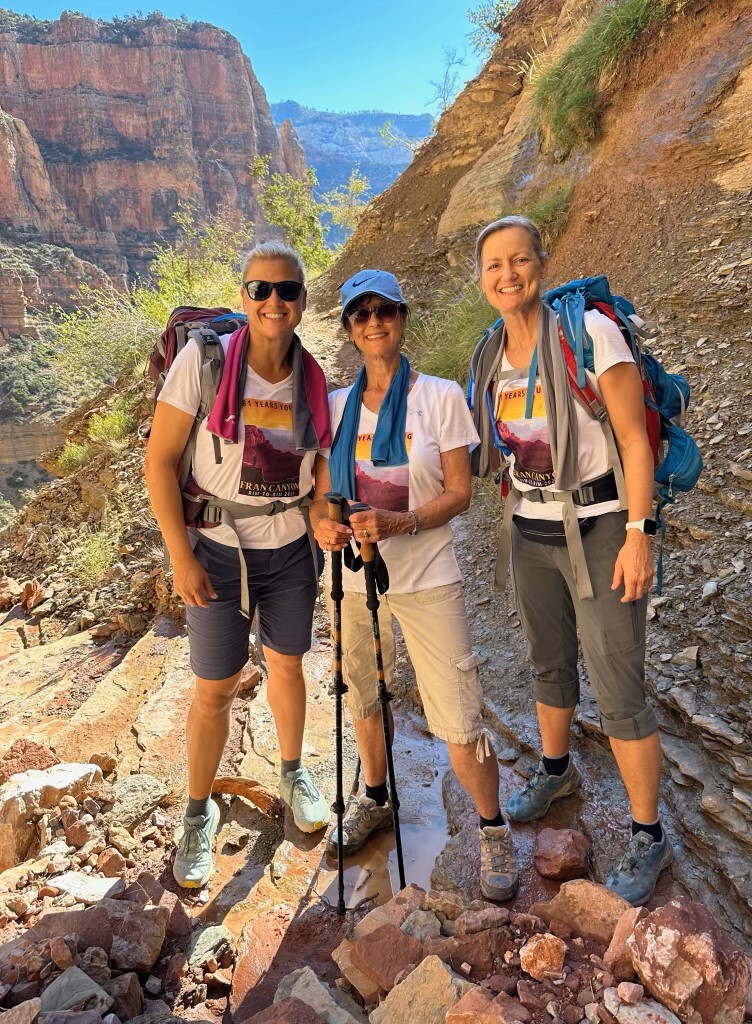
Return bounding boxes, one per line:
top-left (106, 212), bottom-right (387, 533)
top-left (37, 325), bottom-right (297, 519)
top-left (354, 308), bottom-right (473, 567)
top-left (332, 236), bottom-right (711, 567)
top-left (325, 492), bottom-right (347, 915)
top-left (350, 502), bottom-right (407, 891)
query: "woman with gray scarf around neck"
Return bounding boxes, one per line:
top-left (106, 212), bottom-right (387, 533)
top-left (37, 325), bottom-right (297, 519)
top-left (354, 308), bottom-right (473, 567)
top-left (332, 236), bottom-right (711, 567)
top-left (470, 216), bottom-right (672, 906)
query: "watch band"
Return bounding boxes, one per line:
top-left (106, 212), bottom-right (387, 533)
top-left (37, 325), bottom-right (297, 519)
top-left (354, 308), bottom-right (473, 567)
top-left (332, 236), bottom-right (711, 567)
top-left (625, 518), bottom-right (657, 536)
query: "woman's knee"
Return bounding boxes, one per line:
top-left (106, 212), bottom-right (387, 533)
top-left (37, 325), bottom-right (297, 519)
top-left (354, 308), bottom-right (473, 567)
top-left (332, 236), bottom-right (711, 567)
top-left (263, 648), bottom-right (305, 684)
top-left (192, 674), bottom-right (241, 718)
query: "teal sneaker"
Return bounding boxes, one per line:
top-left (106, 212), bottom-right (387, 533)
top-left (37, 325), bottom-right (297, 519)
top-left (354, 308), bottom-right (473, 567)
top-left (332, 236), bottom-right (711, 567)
top-left (278, 766), bottom-right (328, 833)
top-left (173, 799), bottom-right (220, 889)
top-left (506, 759), bottom-right (582, 822)
top-left (606, 831), bottom-right (674, 906)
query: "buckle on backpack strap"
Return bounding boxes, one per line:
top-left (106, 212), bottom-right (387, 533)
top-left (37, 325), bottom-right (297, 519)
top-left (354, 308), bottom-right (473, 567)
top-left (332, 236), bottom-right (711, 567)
top-left (267, 500), bottom-right (286, 515)
top-left (203, 504), bottom-right (223, 525)
top-left (574, 485), bottom-right (595, 504)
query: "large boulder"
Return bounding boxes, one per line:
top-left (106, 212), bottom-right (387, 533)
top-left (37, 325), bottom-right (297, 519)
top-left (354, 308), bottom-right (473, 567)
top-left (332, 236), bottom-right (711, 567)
top-left (530, 880), bottom-right (630, 945)
top-left (626, 899), bottom-right (750, 1024)
top-left (370, 955), bottom-right (475, 1024)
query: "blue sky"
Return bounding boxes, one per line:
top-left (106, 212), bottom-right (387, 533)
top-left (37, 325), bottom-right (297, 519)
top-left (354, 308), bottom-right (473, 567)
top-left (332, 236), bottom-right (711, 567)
top-left (20, 1), bottom-right (482, 114)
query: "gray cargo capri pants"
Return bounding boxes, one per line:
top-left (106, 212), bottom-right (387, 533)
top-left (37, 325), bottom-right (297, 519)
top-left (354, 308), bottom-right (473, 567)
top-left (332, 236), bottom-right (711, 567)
top-left (511, 510), bottom-right (658, 741)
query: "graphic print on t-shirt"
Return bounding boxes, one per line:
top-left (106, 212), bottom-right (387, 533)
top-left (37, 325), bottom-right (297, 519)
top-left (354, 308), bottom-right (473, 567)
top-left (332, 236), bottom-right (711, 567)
top-left (240, 398), bottom-right (303, 497)
top-left (354, 433), bottom-right (412, 512)
top-left (496, 380), bottom-right (554, 488)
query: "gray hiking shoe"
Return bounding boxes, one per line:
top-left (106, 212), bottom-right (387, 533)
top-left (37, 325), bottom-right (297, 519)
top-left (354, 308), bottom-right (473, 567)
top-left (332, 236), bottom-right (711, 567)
top-left (173, 799), bottom-right (220, 889)
top-left (505, 758), bottom-right (582, 823)
top-left (278, 766), bottom-right (329, 833)
top-left (479, 823), bottom-right (519, 901)
top-left (605, 831), bottom-right (674, 906)
top-left (326, 793), bottom-right (393, 856)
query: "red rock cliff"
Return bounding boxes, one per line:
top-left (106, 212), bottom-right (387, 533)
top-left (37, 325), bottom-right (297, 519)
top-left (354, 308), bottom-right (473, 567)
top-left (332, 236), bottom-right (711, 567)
top-left (0, 12), bottom-right (305, 278)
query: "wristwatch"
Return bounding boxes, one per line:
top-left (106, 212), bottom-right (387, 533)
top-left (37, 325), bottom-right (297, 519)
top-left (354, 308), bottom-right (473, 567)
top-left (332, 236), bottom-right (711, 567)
top-left (625, 518), bottom-right (658, 536)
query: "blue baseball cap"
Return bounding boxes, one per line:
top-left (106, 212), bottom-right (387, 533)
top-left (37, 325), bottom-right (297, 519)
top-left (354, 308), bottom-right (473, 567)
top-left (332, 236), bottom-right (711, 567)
top-left (339, 269), bottom-right (407, 321)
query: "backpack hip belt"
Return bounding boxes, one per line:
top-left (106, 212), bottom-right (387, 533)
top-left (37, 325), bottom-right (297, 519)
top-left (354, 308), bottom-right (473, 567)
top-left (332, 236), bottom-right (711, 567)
top-left (185, 491), bottom-right (317, 619)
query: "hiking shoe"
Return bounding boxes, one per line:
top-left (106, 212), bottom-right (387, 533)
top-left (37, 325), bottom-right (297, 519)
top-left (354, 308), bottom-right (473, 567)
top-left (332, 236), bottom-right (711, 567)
top-left (479, 823), bottom-right (519, 901)
top-left (605, 831), bottom-right (674, 906)
top-left (278, 766), bottom-right (329, 833)
top-left (326, 793), bottom-right (394, 856)
top-left (505, 759), bottom-right (582, 823)
top-left (173, 799), bottom-right (220, 889)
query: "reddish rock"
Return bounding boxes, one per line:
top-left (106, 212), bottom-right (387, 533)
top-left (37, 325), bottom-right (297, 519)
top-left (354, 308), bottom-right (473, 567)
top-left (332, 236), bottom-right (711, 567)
top-left (425, 925), bottom-right (515, 977)
top-left (550, 918), bottom-right (574, 941)
top-left (511, 913), bottom-right (548, 936)
top-left (108, 906), bottom-right (169, 973)
top-left (530, 881), bottom-right (630, 945)
top-left (0, 998), bottom-right (42, 1024)
top-left (456, 907), bottom-right (511, 935)
top-left (97, 848), bottom-right (127, 878)
top-left (562, 1005), bottom-right (586, 1024)
top-left (534, 829), bottom-right (590, 880)
top-left (495, 992), bottom-right (533, 1022)
top-left (104, 973), bottom-right (144, 1022)
top-left (488, 973), bottom-right (519, 995)
top-left (349, 922), bottom-right (425, 992)
top-left (0, 576), bottom-right (23, 612)
top-left (517, 980), bottom-right (547, 1010)
top-left (64, 821), bottom-right (98, 849)
top-left (331, 938), bottom-right (381, 1005)
top-left (520, 932), bottom-right (567, 982)
top-left (627, 899), bottom-right (750, 1024)
top-left (48, 936), bottom-right (75, 970)
top-left (618, 983), bottom-right (645, 1005)
top-left (157, 890), bottom-right (193, 940)
top-left (423, 889), bottom-right (467, 921)
top-left (0, 741), bottom-right (58, 786)
top-left (605, 908), bottom-right (647, 982)
top-left (243, 996), bottom-right (323, 1023)
top-left (164, 952), bottom-right (188, 983)
top-left (447, 987), bottom-right (507, 1023)
top-left (352, 883), bottom-right (426, 940)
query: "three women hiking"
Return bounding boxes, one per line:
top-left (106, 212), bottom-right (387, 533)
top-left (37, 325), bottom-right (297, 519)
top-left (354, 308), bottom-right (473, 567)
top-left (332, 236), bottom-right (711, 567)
top-left (146, 221), bottom-right (671, 907)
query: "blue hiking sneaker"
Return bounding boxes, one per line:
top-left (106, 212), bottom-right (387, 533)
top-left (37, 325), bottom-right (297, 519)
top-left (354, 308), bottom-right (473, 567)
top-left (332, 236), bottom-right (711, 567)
top-left (278, 766), bottom-right (328, 833)
top-left (173, 799), bottom-right (220, 889)
top-left (606, 831), bottom-right (674, 906)
top-left (506, 759), bottom-right (582, 822)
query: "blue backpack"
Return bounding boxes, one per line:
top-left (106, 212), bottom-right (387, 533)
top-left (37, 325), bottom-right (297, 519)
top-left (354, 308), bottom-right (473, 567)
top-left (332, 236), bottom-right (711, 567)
top-left (542, 275), bottom-right (702, 590)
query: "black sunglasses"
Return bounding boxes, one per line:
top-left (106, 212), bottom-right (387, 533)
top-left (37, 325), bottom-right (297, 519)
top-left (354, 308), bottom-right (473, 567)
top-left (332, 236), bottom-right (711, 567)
top-left (347, 301), bottom-right (401, 327)
top-left (242, 279), bottom-right (304, 301)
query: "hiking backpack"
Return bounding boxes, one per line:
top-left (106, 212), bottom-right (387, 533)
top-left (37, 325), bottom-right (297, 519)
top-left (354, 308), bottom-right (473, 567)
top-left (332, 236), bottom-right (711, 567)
top-left (471, 275), bottom-right (703, 593)
top-left (147, 306), bottom-right (248, 490)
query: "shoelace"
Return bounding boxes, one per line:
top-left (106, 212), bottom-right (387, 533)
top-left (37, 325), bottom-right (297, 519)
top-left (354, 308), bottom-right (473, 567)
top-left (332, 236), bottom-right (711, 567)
top-left (290, 772), bottom-right (320, 807)
top-left (481, 831), bottom-right (515, 871)
top-left (178, 819), bottom-right (211, 858)
top-left (475, 727), bottom-right (494, 763)
top-left (520, 762), bottom-right (548, 796)
top-left (616, 834), bottom-right (654, 876)
top-left (343, 798), bottom-right (375, 836)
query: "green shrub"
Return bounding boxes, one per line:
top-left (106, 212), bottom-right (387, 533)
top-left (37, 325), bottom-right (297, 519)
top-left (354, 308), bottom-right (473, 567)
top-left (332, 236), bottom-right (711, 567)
top-left (73, 526), bottom-right (119, 584)
top-left (56, 441), bottom-right (91, 474)
top-left (533, 0), bottom-right (682, 152)
top-left (407, 288), bottom-right (496, 387)
top-left (514, 185), bottom-right (574, 250)
top-left (0, 495), bottom-right (16, 530)
top-left (87, 398), bottom-right (136, 443)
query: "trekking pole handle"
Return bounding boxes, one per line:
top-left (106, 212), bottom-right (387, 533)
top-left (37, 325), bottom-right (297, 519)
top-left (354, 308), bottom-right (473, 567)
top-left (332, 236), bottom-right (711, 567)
top-left (349, 502), bottom-right (375, 562)
top-left (324, 492), bottom-right (344, 524)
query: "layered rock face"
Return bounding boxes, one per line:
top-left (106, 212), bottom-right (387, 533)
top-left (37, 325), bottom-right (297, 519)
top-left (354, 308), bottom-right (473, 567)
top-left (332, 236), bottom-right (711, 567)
top-left (0, 12), bottom-right (304, 279)
top-left (311, 0), bottom-right (752, 950)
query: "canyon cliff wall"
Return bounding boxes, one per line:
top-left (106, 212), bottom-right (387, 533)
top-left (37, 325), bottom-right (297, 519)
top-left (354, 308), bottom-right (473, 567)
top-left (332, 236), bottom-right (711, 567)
top-left (0, 11), bottom-right (306, 280)
top-left (312, 0), bottom-right (752, 949)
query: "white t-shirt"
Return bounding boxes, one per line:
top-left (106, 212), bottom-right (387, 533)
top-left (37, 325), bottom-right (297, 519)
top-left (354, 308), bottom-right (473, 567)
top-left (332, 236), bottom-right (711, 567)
top-left (326, 374), bottom-right (479, 594)
top-left (158, 335), bottom-right (317, 549)
top-left (494, 309), bottom-right (635, 521)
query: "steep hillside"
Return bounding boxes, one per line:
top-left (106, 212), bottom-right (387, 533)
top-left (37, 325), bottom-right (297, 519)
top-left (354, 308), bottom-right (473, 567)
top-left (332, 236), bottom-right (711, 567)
top-left (310, 0), bottom-right (752, 948)
top-left (0, 10), bottom-right (306, 281)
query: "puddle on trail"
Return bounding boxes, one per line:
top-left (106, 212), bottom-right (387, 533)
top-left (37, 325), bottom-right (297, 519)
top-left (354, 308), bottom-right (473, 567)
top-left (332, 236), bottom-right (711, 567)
top-left (199, 711), bottom-right (452, 941)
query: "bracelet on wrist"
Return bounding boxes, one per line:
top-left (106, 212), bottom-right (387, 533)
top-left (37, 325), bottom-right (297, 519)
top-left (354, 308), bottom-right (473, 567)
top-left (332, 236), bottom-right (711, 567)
top-left (408, 510), bottom-right (421, 536)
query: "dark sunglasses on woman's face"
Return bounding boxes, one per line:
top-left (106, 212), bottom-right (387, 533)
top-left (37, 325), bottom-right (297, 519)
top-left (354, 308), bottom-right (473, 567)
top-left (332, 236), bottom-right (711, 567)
top-left (347, 301), bottom-right (401, 326)
top-left (242, 279), bottom-right (304, 302)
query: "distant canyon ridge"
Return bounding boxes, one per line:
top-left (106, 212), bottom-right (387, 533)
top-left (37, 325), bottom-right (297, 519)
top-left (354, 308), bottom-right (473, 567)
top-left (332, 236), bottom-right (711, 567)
top-left (0, 9), bottom-right (430, 339)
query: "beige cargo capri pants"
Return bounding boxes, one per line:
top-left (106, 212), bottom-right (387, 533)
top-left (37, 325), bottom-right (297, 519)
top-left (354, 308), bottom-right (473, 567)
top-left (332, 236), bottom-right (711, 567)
top-left (327, 581), bottom-right (487, 746)
top-left (511, 510), bottom-right (658, 740)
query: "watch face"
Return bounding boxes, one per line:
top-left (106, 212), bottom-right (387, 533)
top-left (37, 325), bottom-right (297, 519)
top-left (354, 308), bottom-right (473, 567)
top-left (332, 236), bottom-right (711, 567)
top-left (645, 519), bottom-right (658, 536)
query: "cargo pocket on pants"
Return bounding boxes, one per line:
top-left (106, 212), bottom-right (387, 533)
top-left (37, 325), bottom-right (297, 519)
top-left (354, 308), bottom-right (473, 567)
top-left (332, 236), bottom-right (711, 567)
top-left (450, 650), bottom-right (484, 733)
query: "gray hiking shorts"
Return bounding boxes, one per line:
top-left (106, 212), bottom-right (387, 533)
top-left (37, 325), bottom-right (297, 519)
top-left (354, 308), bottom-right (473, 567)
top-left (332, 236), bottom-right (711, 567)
top-left (511, 510), bottom-right (658, 741)
top-left (185, 534), bottom-right (316, 680)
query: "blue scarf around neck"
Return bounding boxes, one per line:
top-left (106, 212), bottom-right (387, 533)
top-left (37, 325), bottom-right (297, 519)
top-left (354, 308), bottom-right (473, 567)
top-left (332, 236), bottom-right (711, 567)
top-left (329, 354), bottom-right (411, 500)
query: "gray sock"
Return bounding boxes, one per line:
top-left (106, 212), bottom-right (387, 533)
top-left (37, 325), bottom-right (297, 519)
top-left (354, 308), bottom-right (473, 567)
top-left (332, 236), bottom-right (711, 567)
top-left (281, 757), bottom-right (301, 777)
top-left (186, 796), bottom-right (211, 819)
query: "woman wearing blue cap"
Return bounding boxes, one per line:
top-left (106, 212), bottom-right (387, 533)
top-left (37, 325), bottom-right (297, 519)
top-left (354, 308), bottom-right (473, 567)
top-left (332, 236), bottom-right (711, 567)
top-left (310, 269), bottom-right (519, 901)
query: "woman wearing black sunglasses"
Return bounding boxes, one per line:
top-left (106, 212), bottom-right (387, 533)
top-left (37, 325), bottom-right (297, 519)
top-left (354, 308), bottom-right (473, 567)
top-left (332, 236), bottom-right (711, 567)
top-left (146, 241), bottom-right (333, 890)
top-left (310, 269), bottom-right (519, 902)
